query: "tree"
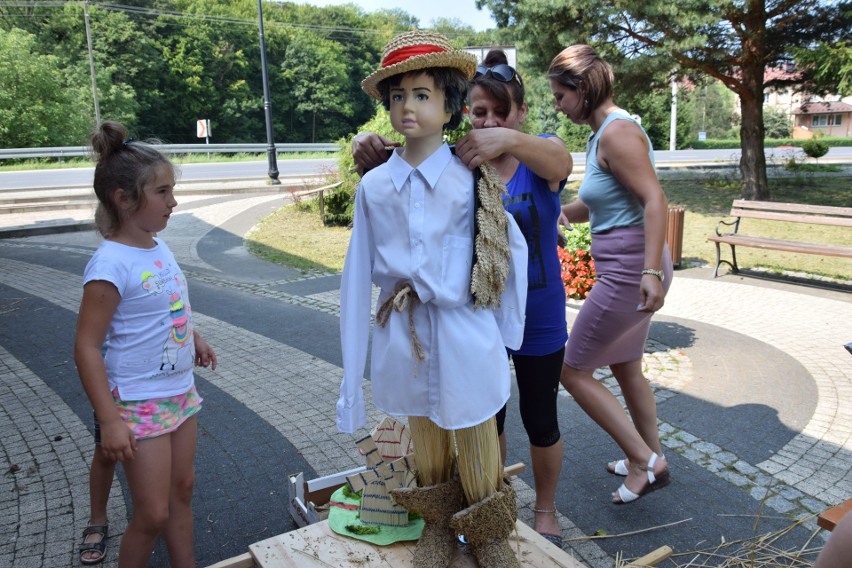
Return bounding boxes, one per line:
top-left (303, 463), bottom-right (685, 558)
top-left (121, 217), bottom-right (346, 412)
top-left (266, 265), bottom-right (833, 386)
top-left (793, 41), bottom-right (852, 97)
top-left (477, 0), bottom-right (850, 200)
top-left (763, 107), bottom-right (791, 139)
top-left (0, 28), bottom-right (91, 147)
top-left (685, 79), bottom-right (736, 140)
top-left (280, 32), bottom-right (354, 142)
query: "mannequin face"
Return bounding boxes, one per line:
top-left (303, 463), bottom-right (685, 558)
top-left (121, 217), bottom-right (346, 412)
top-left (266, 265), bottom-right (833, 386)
top-left (389, 72), bottom-right (451, 140)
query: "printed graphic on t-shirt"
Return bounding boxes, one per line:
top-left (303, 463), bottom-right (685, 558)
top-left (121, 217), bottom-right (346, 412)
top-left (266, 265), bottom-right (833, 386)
top-left (505, 192), bottom-right (546, 290)
top-left (141, 259), bottom-right (194, 372)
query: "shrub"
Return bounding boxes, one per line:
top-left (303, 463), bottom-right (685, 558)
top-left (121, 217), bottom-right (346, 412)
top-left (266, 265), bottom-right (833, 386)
top-left (322, 188), bottom-right (355, 227)
top-left (802, 138), bottom-right (829, 159)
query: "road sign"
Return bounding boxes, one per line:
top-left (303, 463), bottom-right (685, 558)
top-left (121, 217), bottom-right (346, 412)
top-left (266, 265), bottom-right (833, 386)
top-left (197, 119), bottom-right (210, 139)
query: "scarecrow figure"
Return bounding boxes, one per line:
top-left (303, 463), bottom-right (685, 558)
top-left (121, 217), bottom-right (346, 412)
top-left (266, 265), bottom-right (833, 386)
top-left (336, 30), bottom-right (528, 568)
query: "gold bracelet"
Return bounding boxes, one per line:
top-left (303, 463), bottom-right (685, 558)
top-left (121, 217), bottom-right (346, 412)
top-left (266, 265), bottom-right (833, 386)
top-left (641, 268), bottom-right (664, 282)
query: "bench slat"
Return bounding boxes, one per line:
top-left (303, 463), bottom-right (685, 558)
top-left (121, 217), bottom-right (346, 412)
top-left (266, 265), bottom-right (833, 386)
top-left (728, 208), bottom-right (852, 227)
top-left (732, 200), bottom-right (852, 218)
top-left (708, 234), bottom-right (852, 257)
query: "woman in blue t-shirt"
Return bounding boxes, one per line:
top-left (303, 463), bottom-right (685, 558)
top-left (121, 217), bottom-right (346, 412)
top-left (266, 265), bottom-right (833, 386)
top-left (550, 44), bottom-right (673, 505)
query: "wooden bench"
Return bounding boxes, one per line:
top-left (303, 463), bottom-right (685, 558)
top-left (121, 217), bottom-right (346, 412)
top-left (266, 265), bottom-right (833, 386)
top-left (707, 200), bottom-right (852, 277)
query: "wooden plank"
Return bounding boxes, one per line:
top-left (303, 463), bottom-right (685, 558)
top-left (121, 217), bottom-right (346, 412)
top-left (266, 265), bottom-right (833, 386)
top-left (248, 519), bottom-right (586, 568)
top-left (728, 208), bottom-right (852, 227)
top-left (207, 552), bottom-right (255, 568)
top-left (625, 545), bottom-right (673, 567)
top-left (731, 200), bottom-right (852, 218)
top-left (818, 498), bottom-right (852, 531)
top-left (706, 234), bottom-right (852, 257)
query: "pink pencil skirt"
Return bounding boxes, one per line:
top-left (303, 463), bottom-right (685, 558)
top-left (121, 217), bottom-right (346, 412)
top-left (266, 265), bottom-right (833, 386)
top-left (564, 225), bottom-right (673, 371)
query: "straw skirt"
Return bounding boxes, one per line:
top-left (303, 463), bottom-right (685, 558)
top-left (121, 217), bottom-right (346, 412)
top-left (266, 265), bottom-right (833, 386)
top-left (563, 225), bottom-right (672, 371)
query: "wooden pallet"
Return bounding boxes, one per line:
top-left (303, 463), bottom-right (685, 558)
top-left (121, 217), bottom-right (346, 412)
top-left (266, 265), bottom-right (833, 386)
top-left (210, 518), bottom-right (586, 568)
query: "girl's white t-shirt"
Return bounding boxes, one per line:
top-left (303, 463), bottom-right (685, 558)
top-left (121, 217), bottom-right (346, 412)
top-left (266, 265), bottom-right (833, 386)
top-left (83, 238), bottom-right (195, 400)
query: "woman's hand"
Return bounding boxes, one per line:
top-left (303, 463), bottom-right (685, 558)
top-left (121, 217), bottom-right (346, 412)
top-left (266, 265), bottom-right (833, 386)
top-left (636, 275), bottom-right (665, 313)
top-left (351, 133), bottom-right (398, 173)
top-left (455, 127), bottom-right (512, 169)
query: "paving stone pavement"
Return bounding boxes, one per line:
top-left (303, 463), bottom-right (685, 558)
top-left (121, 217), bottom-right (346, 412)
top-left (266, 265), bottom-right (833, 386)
top-left (0, 192), bottom-right (850, 567)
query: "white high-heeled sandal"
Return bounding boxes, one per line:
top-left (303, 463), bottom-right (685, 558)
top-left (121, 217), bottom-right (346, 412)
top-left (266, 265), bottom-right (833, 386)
top-left (612, 453), bottom-right (671, 504)
top-left (607, 454), bottom-right (666, 477)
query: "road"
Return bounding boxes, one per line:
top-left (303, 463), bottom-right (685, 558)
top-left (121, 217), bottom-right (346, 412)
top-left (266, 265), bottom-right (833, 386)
top-left (2, 146), bottom-right (851, 190)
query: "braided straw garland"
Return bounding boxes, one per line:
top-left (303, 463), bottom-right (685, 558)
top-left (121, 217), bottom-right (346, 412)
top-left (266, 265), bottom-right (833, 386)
top-left (470, 162), bottom-right (511, 310)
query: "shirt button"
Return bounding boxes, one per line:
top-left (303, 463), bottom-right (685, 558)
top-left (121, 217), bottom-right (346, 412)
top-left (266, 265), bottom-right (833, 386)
top-left (414, 203), bottom-right (421, 208)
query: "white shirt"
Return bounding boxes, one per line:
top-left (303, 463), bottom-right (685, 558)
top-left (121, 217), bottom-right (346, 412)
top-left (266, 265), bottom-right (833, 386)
top-left (336, 144), bottom-right (528, 434)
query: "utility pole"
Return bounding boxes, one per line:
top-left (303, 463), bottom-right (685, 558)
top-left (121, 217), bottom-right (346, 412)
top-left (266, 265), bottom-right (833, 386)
top-left (257, 0), bottom-right (280, 184)
top-left (84, 0), bottom-right (101, 125)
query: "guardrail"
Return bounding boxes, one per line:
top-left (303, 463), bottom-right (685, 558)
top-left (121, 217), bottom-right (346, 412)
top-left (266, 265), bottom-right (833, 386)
top-left (0, 143), bottom-right (342, 160)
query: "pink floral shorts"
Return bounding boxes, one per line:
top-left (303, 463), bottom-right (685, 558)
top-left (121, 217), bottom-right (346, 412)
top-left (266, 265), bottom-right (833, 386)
top-left (112, 385), bottom-right (203, 440)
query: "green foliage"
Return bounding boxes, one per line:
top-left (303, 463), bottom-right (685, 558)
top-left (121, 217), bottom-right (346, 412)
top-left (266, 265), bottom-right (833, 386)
top-left (762, 107), bottom-right (792, 139)
top-left (477, 0), bottom-right (849, 200)
top-left (802, 138), bottom-right (830, 159)
top-left (561, 222), bottom-right (592, 250)
top-left (345, 524), bottom-right (380, 535)
top-left (341, 484), bottom-right (362, 500)
top-left (682, 80), bottom-right (737, 141)
top-left (0, 28), bottom-right (91, 147)
top-left (687, 137), bottom-right (852, 149)
top-left (281, 32), bottom-right (354, 143)
top-left (322, 189), bottom-right (355, 227)
top-left (329, 108), bottom-right (403, 226)
top-left (793, 41), bottom-right (852, 97)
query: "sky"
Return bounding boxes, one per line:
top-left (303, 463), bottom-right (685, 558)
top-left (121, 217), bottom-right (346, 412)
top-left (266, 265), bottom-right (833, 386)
top-left (294, 0), bottom-right (498, 32)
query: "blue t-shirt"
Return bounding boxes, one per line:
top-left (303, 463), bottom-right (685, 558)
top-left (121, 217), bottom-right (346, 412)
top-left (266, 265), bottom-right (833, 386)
top-left (503, 135), bottom-right (569, 356)
top-left (579, 111), bottom-right (652, 233)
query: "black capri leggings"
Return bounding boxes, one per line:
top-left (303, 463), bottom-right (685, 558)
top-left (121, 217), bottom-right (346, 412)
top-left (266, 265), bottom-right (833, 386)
top-left (495, 346), bottom-right (564, 448)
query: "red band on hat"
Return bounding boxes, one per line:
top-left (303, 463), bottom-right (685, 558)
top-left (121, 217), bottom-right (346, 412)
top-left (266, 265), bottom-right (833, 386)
top-left (382, 45), bottom-right (448, 68)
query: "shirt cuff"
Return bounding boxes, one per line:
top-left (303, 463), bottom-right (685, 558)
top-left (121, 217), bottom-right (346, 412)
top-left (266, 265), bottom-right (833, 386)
top-left (336, 392), bottom-right (367, 434)
top-left (501, 320), bottom-right (526, 351)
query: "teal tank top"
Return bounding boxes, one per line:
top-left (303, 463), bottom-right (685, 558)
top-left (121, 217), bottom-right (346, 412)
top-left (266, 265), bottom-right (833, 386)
top-left (578, 111), bottom-right (654, 233)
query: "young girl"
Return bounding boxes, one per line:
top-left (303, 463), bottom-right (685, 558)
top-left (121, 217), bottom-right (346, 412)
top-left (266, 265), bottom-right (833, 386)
top-left (74, 120), bottom-right (216, 568)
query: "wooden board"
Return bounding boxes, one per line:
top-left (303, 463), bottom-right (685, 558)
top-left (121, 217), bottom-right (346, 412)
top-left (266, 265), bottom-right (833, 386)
top-left (818, 498), bottom-right (852, 532)
top-left (248, 519), bottom-right (586, 568)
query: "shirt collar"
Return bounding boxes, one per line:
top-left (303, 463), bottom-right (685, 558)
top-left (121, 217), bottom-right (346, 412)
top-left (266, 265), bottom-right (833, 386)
top-left (388, 143), bottom-right (452, 192)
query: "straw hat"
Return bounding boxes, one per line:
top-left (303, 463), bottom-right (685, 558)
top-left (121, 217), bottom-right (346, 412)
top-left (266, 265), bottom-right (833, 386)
top-left (362, 30), bottom-right (477, 100)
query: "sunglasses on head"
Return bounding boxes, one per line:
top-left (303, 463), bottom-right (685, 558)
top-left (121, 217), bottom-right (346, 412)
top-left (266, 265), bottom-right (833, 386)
top-left (474, 64), bottom-right (523, 86)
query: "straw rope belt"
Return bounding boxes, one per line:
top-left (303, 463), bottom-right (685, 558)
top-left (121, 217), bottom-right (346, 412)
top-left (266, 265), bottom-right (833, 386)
top-left (375, 283), bottom-right (426, 375)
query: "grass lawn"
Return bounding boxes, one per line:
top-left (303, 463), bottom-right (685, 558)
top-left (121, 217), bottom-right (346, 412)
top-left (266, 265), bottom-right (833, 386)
top-left (247, 166), bottom-right (852, 282)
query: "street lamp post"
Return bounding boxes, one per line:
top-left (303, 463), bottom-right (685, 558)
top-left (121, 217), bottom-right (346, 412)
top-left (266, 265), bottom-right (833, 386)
top-left (84, 0), bottom-right (101, 125)
top-left (257, 0), bottom-right (280, 184)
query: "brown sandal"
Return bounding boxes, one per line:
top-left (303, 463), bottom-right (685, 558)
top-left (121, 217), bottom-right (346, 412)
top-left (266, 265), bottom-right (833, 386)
top-left (79, 524), bottom-right (108, 565)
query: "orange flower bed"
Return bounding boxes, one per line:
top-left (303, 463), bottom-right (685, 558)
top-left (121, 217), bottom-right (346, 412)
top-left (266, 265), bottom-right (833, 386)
top-left (557, 247), bottom-right (596, 300)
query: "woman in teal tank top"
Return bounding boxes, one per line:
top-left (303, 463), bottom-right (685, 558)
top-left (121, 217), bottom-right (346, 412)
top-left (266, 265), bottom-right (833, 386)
top-left (549, 44), bottom-right (673, 505)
